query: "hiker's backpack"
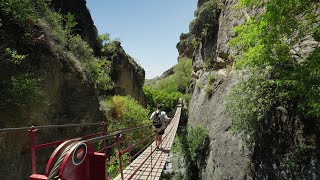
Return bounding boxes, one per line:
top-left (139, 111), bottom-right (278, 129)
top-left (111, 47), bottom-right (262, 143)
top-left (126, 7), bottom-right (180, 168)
top-left (153, 112), bottom-right (162, 128)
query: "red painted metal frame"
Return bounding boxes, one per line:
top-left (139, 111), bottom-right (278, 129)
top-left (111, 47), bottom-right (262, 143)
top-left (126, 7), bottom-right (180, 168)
top-left (28, 123), bottom-right (107, 175)
top-left (28, 127), bottom-right (37, 174)
top-left (28, 106), bottom-right (180, 180)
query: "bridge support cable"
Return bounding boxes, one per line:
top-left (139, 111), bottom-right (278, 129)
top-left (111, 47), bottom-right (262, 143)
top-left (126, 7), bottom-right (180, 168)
top-left (28, 101), bottom-right (183, 180)
top-left (115, 105), bottom-right (182, 180)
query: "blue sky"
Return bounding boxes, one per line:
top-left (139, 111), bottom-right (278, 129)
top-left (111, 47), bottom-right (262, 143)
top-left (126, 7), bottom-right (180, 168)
top-left (86, 0), bottom-right (197, 79)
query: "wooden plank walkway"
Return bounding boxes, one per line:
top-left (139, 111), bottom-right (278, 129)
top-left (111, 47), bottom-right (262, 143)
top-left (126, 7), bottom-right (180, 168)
top-left (114, 106), bottom-right (182, 180)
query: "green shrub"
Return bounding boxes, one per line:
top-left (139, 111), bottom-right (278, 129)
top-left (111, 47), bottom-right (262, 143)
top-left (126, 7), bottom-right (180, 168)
top-left (207, 73), bottom-right (217, 84)
top-left (99, 33), bottom-right (122, 54)
top-left (205, 85), bottom-right (213, 98)
top-left (172, 126), bottom-right (208, 162)
top-left (187, 126), bottom-right (208, 161)
top-left (64, 13), bottom-right (77, 36)
top-left (69, 35), bottom-right (94, 63)
top-left (225, 68), bottom-right (274, 145)
top-left (144, 86), bottom-right (181, 113)
top-left (2, 48), bottom-right (27, 64)
top-left (101, 96), bottom-right (151, 175)
top-left (149, 59), bottom-right (192, 94)
top-left (181, 93), bottom-right (192, 106)
top-left (191, 37), bottom-right (199, 49)
top-left (189, 0), bottom-right (219, 37)
top-left (100, 96), bottom-right (149, 130)
top-left (0, 0), bottom-right (35, 22)
top-left (107, 151), bottom-right (129, 178)
top-left (152, 75), bottom-right (178, 93)
top-left (1, 74), bottom-right (44, 108)
top-left (173, 59), bottom-right (192, 93)
top-left (85, 58), bottom-right (113, 97)
top-left (227, 0), bottom-right (320, 147)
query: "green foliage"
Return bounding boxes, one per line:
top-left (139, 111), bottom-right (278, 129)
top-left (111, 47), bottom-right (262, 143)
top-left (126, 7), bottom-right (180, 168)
top-left (294, 48), bottom-right (320, 118)
top-left (230, 0), bottom-right (320, 68)
top-left (191, 37), bottom-right (199, 49)
top-left (227, 0), bottom-right (320, 145)
top-left (0, 0), bottom-right (35, 22)
top-left (150, 59), bottom-right (192, 94)
top-left (100, 96), bottom-right (149, 130)
top-left (85, 58), bottom-right (113, 96)
top-left (207, 73), bottom-right (217, 84)
top-left (172, 126), bottom-right (208, 162)
top-left (69, 35), bottom-right (94, 63)
top-left (144, 86), bottom-right (181, 113)
top-left (64, 13), bottom-right (78, 35)
top-left (2, 48), bottom-right (27, 64)
top-left (189, 0), bottom-right (219, 37)
top-left (187, 126), bottom-right (208, 161)
top-left (100, 96), bottom-right (152, 178)
top-left (144, 59), bottom-right (192, 112)
top-left (107, 151), bottom-right (129, 178)
top-left (181, 93), bottom-right (192, 105)
top-left (173, 59), bottom-right (192, 92)
top-left (99, 33), bottom-right (122, 54)
top-left (205, 85), bottom-right (213, 98)
top-left (1, 74), bottom-right (44, 108)
top-left (226, 68), bottom-right (274, 143)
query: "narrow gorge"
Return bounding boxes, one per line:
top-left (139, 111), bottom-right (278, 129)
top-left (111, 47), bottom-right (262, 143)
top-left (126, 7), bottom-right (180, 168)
top-left (1, 0), bottom-right (320, 179)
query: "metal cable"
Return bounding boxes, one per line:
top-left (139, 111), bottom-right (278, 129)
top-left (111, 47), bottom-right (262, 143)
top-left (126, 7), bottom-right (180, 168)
top-left (0, 122), bottom-right (103, 132)
top-left (47, 141), bottom-right (78, 180)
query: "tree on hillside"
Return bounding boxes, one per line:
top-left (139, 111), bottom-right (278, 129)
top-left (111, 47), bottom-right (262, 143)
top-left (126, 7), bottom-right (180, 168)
top-left (174, 59), bottom-right (192, 93)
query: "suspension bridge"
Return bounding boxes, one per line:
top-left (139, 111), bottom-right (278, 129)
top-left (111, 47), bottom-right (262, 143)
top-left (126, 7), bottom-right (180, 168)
top-left (1, 101), bottom-right (183, 180)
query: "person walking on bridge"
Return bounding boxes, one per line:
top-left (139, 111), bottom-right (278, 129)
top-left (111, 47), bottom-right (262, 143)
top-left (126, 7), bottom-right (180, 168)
top-left (150, 104), bottom-right (171, 150)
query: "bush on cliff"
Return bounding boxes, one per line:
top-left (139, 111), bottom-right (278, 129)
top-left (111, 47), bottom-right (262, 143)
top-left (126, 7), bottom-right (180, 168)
top-left (226, 0), bottom-right (320, 177)
top-left (144, 86), bottom-right (181, 113)
top-left (100, 96), bottom-right (149, 130)
top-left (189, 0), bottom-right (219, 38)
top-left (144, 59), bottom-right (192, 112)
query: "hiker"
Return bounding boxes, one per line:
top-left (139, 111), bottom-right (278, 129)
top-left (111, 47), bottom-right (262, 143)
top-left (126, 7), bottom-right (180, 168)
top-left (150, 104), bottom-right (171, 150)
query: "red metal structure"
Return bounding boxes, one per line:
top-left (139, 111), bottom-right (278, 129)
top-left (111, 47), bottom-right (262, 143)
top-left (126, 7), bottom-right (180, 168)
top-left (27, 124), bottom-right (155, 180)
top-left (0, 103), bottom-right (181, 180)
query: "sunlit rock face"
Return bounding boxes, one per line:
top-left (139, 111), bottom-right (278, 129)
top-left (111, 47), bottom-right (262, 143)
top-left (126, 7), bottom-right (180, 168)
top-left (107, 42), bottom-right (147, 106)
top-left (175, 0), bottom-right (320, 179)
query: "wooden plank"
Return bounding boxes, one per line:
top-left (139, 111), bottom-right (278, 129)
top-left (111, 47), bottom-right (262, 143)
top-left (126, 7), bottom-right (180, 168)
top-left (113, 107), bottom-right (182, 180)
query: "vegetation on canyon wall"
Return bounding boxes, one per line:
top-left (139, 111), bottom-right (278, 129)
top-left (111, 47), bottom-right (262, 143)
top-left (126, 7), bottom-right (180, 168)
top-left (190, 0), bottom-right (219, 39)
top-left (226, 0), bottom-right (320, 177)
top-left (227, 0), bottom-right (320, 145)
top-left (1, 0), bottom-right (151, 176)
top-left (144, 59), bottom-right (192, 113)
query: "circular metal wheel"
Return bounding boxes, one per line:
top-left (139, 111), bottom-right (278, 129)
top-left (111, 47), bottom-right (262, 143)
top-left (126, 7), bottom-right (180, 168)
top-left (45, 139), bottom-right (81, 176)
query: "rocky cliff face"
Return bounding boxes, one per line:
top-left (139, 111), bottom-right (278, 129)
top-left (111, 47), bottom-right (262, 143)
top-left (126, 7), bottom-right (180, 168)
top-left (107, 42), bottom-right (147, 106)
top-left (177, 0), bottom-right (320, 179)
top-left (51, 0), bottom-right (101, 55)
top-left (176, 33), bottom-right (195, 60)
top-left (52, 0), bottom-right (146, 106)
top-left (0, 1), bottom-right (145, 179)
top-left (0, 11), bottom-right (105, 179)
top-left (182, 1), bottom-right (252, 178)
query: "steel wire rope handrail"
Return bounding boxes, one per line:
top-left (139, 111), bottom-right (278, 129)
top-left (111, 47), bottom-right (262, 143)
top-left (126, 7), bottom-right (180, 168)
top-left (126, 106), bottom-right (181, 179)
top-left (0, 122), bottom-right (103, 132)
top-left (148, 108), bottom-right (180, 179)
top-left (25, 103), bottom-right (181, 178)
